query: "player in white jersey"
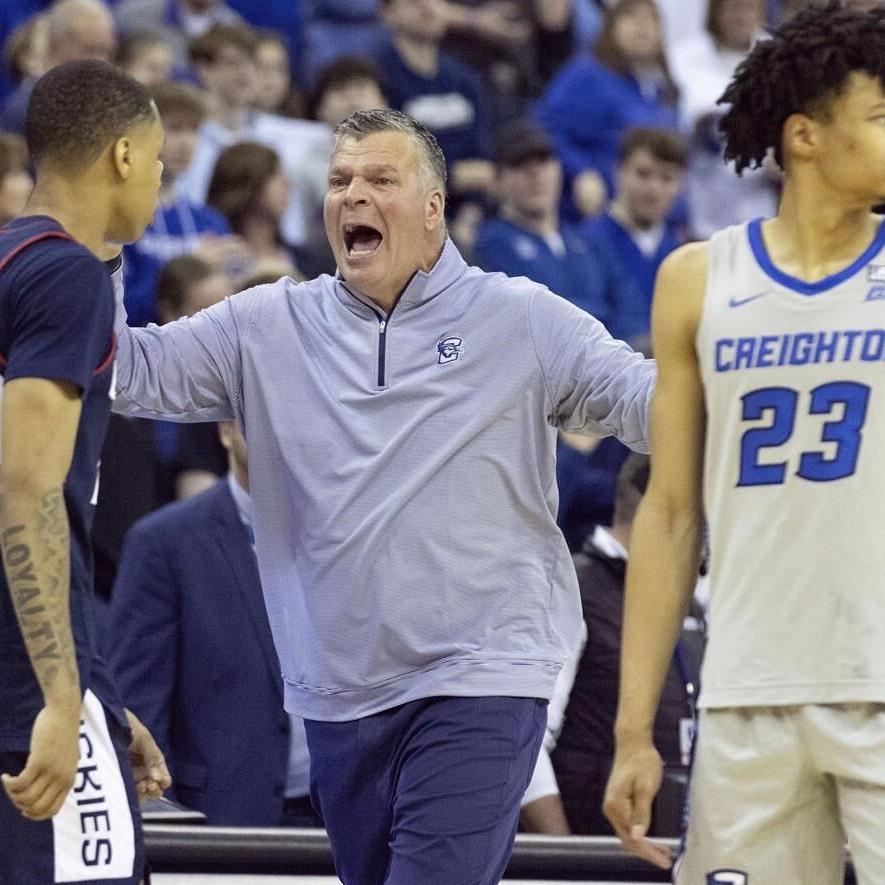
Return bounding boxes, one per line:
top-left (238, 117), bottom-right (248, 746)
top-left (603, 3), bottom-right (885, 883)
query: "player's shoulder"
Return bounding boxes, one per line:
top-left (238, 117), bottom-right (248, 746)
top-left (0, 218), bottom-right (104, 290)
top-left (658, 239), bottom-right (710, 282)
top-left (651, 241), bottom-right (711, 346)
top-left (0, 217), bottom-right (92, 262)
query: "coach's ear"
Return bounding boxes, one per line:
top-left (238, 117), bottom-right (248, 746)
top-left (111, 136), bottom-right (135, 182)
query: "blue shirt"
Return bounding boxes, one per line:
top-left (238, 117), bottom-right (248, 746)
top-left (376, 42), bottom-right (492, 164)
top-left (534, 56), bottom-right (678, 209)
top-left (473, 217), bottom-right (636, 330)
top-left (123, 198), bottom-right (230, 327)
top-left (581, 212), bottom-right (682, 342)
top-left (0, 216), bottom-right (124, 750)
top-left (112, 239), bottom-right (655, 722)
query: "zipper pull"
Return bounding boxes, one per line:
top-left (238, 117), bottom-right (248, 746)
top-left (379, 320), bottom-right (387, 333)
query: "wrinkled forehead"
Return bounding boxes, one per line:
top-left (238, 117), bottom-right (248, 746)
top-left (330, 130), bottom-right (421, 174)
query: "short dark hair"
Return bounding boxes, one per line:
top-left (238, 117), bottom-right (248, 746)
top-left (614, 453), bottom-right (650, 526)
top-left (189, 23), bottom-right (258, 66)
top-left (206, 141), bottom-right (281, 235)
top-left (156, 254), bottom-right (214, 322)
top-left (334, 108), bottom-right (447, 192)
top-left (309, 55), bottom-right (385, 120)
top-left (619, 127), bottom-right (688, 168)
top-left (719, 1), bottom-right (885, 173)
top-left (25, 59), bottom-right (155, 170)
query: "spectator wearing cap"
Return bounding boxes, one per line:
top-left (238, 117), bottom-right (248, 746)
top-left (115, 0), bottom-right (244, 70)
top-left (1, 0), bottom-right (116, 134)
top-left (474, 121), bottom-right (636, 327)
top-left (580, 127), bottom-right (687, 352)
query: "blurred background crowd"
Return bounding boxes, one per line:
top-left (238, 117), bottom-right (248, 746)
top-left (0, 0), bottom-right (879, 840)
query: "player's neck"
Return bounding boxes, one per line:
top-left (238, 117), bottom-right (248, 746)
top-left (25, 178), bottom-right (111, 257)
top-left (765, 185), bottom-right (880, 283)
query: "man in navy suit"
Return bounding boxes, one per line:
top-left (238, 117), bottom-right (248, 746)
top-left (108, 422), bottom-right (315, 827)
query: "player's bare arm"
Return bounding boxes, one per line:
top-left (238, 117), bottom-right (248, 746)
top-left (603, 241), bottom-right (708, 868)
top-left (0, 377), bottom-right (83, 820)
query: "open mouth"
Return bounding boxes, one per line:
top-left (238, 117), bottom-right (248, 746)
top-left (344, 224), bottom-right (383, 258)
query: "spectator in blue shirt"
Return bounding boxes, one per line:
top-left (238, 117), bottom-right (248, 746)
top-left (376, 0), bottom-right (495, 200)
top-left (581, 127), bottom-right (687, 351)
top-left (535, 0), bottom-right (679, 222)
top-left (474, 120), bottom-right (635, 329)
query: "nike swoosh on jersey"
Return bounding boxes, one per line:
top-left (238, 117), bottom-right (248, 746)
top-left (728, 292), bottom-right (767, 308)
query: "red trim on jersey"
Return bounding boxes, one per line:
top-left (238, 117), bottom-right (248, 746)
top-left (0, 230), bottom-right (74, 275)
top-left (0, 230), bottom-right (76, 368)
top-left (0, 229), bottom-right (118, 376)
top-left (94, 333), bottom-right (117, 376)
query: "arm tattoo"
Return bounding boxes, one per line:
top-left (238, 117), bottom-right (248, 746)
top-left (1, 489), bottom-right (78, 697)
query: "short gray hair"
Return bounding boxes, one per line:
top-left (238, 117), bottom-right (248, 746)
top-left (333, 108), bottom-right (448, 193)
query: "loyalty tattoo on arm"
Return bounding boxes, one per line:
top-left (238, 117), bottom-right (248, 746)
top-left (1, 489), bottom-right (79, 701)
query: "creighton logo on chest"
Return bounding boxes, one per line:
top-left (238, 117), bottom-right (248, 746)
top-left (437, 336), bottom-right (463, 365)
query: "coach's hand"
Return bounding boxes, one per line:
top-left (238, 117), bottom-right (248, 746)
top-left (603, 739), bottom-right (672, 870)
top-left (125, 709), bottom-right (171, 802)
top-left (1, 702), bottom-right (81, 820)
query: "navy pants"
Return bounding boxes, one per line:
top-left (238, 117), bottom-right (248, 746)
top-left (305, 695), bottom-right (547, 885)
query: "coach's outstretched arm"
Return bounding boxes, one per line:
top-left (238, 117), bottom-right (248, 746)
top-left (528, 285), bottom-right (656, 452)
top-left (602, 243), bottom-right (708, 869)
top-left (109, 260), bottom-right (251, 423)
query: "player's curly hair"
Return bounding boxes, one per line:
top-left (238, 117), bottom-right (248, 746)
top-left (719, 1), bottom-right (885, 173)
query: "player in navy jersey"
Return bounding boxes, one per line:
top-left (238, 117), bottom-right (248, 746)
top-left (0, 59), bottom-right (170, 884)
top-left (605, 4), bottom-right (885, 883)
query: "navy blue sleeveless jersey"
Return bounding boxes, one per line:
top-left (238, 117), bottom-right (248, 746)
top-left (0, 216), bottom-right (125, 751)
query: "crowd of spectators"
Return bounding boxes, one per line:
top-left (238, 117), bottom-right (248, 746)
top-left (1, 0), bottom-right (878, 837)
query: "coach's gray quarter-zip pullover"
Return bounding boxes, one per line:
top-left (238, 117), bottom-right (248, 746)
top-left (112, 239), bottom-right (655, 721)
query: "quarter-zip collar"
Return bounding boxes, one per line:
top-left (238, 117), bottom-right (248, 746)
top-left (333, 237), bottom-right (468, 320)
